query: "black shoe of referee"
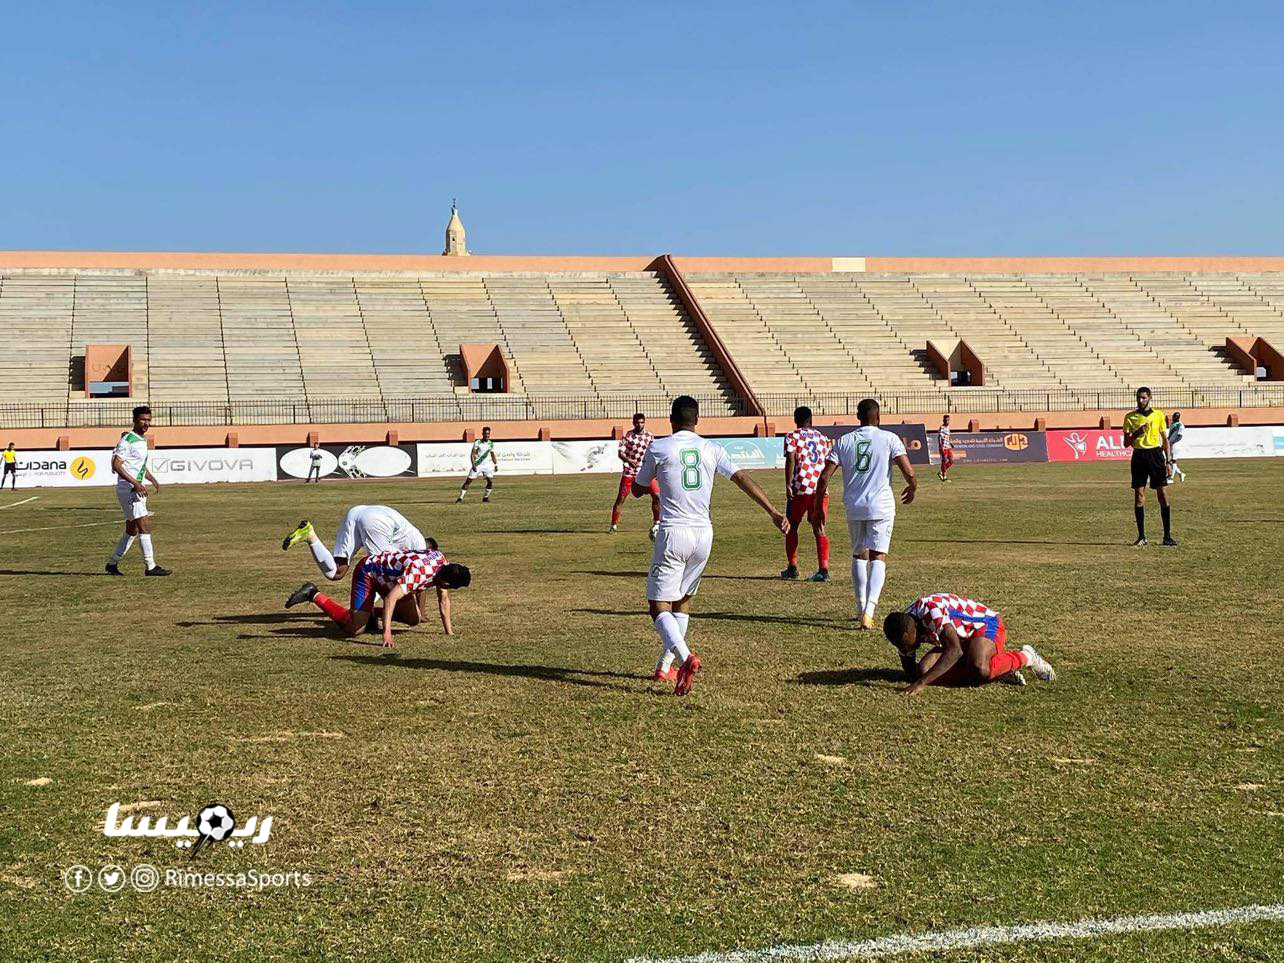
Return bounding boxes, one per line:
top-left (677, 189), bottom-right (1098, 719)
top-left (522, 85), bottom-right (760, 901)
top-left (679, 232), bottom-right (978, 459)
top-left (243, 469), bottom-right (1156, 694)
top-left (1162, 536), bottom-right (1178, 547)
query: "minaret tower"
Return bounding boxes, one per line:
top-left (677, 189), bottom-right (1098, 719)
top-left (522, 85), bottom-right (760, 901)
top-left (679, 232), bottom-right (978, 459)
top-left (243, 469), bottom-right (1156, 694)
top-left (443, 200), bottom-right (469, 256)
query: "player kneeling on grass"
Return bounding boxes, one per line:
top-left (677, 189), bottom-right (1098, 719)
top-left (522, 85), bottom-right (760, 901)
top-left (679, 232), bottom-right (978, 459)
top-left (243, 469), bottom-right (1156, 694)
top-left (286, 549), bottom-right (471, 647)
top-left (633, 395), bottom-right (789, 696)
top-left (882, 593), bottom-right (1055, 697)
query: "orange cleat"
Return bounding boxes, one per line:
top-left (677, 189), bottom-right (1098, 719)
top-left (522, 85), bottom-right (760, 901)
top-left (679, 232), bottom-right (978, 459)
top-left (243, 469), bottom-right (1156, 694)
top-left (652, 667), bottom-right (678, 683)
top-left (674, 654), bottom-right (702, 696)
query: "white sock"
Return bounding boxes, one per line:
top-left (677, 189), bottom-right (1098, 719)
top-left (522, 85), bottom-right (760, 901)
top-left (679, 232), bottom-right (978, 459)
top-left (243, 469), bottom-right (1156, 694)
top-left (865, 559), bottom-right (887, 617)
top-left (109, 534), bottom-right (135, 564)
top-left (139, 534), bottom-right (155, 567)
top-left (308, 538), bottom-right (337, 578)
top-left (458, 489), bottom-right (467, 500)
top-left (659, 613), bottom-right (689, 671)
top-left (654, 612), bottom-right (690, 665)
top-left (852, 556), bottom-right (869, 613)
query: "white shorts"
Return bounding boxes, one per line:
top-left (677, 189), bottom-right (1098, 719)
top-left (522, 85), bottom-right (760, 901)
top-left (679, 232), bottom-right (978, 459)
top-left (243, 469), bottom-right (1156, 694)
top-left (467, 464), bottom-right (495, 480)
top-left (116, 484), bottom-right (149, 521)
top-left (847, 516), bottom-right (894, 555)
top-left (646, 525), bottom-right (714, 602)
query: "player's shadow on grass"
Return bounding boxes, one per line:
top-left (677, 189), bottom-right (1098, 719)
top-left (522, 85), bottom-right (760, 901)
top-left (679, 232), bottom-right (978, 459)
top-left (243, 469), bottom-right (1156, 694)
top-left (481, 528), bottom-right (584, 535)
top-left (575, 607), bottom-right (851, 630)
top-left (795, 667), bottom-right (906, 687)
top-left (573, 570), bottom-right (782, 582)
top-left (905, 537), bottom-right (1118, 546)
top-left (329, 654), bottom-right (648, 691)
top-left (0, 568), bottom-right (101, 576)
top-left (177, 613), bottom-right (303, 627)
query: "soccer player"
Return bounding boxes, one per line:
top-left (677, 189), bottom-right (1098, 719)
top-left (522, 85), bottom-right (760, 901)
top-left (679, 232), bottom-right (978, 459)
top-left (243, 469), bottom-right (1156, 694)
top-left (1167, 411), bottom-right (1187, 483)
top-left (286, 548), bottom-right (471, 647)
top-left (936, 415), bottom-right (954, 482)
top-left (780, 405), bottom-right (832, 581)
top-left (282, 505), bottom-right (429, 581)
top-left (814, 399), bottom-right (916, 630)
top-left (883, 593), bottom-right (1056, 696)
top-left (456, 427), bottom-right (497, 503)
top-left (610, 412), bottom-right (660, 538)
top-left (105, 405), bottom-right (170, 576)
top-left (633, 396), bottom-right (789, 695)
top-left (306, 441), bottom-right (323, 483)
top-left (2, 443), bottom-right (16, 490)
top-left (1123, 386), bottom-right (1176, 546)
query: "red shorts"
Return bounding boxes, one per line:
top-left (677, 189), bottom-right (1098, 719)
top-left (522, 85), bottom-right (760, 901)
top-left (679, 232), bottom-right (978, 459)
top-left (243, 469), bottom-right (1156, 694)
top-left (787, 492), bottom-right (829, 525)
top-left (930, 617), bottom-right (1007, 687)
top-left (940, 446), bottom-right (954, 469)
top-left (620, 474), bottom-right (660, 499)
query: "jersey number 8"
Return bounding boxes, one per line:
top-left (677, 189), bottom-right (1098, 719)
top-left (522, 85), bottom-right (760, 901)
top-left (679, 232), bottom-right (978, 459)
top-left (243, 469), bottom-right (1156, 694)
top-left (679, 449), bottom-right (702, 490)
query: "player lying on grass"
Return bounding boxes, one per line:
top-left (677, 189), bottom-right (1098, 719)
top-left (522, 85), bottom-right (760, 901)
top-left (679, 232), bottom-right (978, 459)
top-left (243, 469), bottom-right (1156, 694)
top-left (286, 548), bottom-right (471, 647)
top-left (633, 395), bottom-right (789, 695)
top-left (882, 593), bottom-right (1055, 697)
top-left (282, 505), bottom-right (428, 581)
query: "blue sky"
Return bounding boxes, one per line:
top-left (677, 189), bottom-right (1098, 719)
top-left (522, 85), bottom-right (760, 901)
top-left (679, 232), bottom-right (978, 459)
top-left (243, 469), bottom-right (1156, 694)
top-left (2, 1), bottom-right (1281, 255)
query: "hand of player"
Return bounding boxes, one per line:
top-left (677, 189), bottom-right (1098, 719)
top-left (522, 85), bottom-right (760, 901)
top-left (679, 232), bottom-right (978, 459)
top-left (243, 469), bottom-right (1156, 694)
top-left (901, 485), bottom-right (916, 505)
top-left (899, 680), bottom-right (927, 697)
top-left (772, 510), bottom-right (789, 535)
top-left (133, 482), bottom-right (149, 497)
top-left (150, 480), bottom-right (161, 494)
top-left (381, 632), bottom-right (395, 649)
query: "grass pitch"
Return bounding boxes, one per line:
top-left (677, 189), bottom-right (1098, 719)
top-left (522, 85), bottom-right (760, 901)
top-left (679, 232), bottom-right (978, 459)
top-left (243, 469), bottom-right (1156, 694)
top-left (2, 461), bottom-right (1282, 961)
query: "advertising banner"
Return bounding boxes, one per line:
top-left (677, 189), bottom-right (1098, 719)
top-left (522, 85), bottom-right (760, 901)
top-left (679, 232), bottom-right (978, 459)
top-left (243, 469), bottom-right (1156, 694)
top-left (494, 441), bottom-right (554, 476)
top-left (711, 437), bottom-right (785, 471)
top-left (1047, 429), bottom-right (1129, 463)
top-left (816, 424), bottom-right (932, 465)
top-left (1174, 426), bottom-right (1276, 459)
top-left (7, 450), bottom-right (113, 488)
top-left (149, 448), bottom-right (277, 485)
top-left (278, 444), bottom-right (416, 480)
top-left (945, 431), bottom-right (1048, 464)
top-left (415, 442), bottom-right (474, 478)
top-left (551, 440), bottom-right (620, 475)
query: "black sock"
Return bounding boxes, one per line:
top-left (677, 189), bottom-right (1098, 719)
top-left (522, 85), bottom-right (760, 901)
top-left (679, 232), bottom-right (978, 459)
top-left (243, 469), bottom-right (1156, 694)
top-left (1161, 504), bottom-right (1171, 539)
top-left (1135, 506), bottom-right (1145, 539)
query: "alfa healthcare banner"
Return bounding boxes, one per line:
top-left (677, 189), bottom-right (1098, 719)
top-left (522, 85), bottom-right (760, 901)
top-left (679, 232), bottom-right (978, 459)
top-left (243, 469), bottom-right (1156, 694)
top-left (1047, 429), bottom-right (1130, 463)
top-left (815, 424), bottom-right (932, 465)
top-left (943, 430), bottom-right (1049, 464)
top-left (278, 443), bottom-right (417, 480)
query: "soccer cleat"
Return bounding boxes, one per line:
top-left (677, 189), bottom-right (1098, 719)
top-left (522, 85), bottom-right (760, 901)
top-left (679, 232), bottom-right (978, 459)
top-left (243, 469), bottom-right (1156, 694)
top-left (997, 670), bottom-right (1027, 687)
top-left (649, 523), bottom-right (659, 542)
top-left (779, 566), bottom-right (799, 580)
top-left (609, 524), bottom-right (618, 533)
top-left (144, 566), bottom-right (172, 577)
top-left (652, 667), bottom-right (678, 683)
top-left (674, 654), bottom-right (701, 697)
top-left (285, 582), bottom-right (318, 608)
top-left (105, 562), bottom-right (123, 576)
top-left (1021, 645), bottom-right (1056, 682)
top-left (1162, 536), bottom-right (1179, 547)
top-left (808, 570), bottom-right (830, 583)
top-left (1132, 537), bottom-right (1148, 547)
top-left (282, 520), bottom-right (313, 551)
top-left (859, 612), bottom-right (874, 631)
top-left (938, 471), bottom-right (946, 481)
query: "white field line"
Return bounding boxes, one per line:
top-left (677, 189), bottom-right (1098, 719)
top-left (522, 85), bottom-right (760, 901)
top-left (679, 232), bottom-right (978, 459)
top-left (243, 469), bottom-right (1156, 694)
top-left (0, 496), bottom-right (39, 509)
top-left (625, 903), bottom-right (1284, 963)
top-left (0, 520), bottom-right (120, 536)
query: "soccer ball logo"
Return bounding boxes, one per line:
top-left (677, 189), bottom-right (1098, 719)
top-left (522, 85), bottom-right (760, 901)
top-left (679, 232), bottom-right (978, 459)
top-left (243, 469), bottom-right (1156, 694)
top-left (196, 803), bottom-right (236, 844)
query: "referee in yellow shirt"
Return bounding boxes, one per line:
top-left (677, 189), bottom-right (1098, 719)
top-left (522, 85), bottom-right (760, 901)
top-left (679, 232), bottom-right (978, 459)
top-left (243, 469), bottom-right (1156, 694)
top-left (2, 443), bottom-right (16, 490)
top-left (1122, 387), bottom-right (1175, 546)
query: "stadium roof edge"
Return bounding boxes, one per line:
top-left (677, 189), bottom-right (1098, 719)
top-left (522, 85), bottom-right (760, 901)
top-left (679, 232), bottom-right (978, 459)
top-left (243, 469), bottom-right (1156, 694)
top-left (1, 252), bottom-right (1282, 273)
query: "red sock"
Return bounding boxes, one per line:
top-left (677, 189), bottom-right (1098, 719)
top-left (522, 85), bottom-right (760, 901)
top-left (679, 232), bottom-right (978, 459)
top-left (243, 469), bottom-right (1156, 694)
top-left (785, 530), bottom-right (799, 567)
top-left (989, 648), bottom-right (1028, 679)
top-left (611, 506), bottom-right (621, 526)
top-left (313, 592), bottom-right (350, 626)
top-left (816, 533), bottom-right (830, 570)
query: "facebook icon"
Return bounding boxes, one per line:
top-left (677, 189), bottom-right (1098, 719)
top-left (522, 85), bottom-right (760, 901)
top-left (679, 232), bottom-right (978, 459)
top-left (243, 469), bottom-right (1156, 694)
top-left (63, 865), bottom-right (93, 893)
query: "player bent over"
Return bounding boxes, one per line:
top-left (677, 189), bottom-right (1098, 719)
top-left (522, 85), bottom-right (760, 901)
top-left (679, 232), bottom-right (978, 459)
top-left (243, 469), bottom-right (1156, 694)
top-left (883, 593), bottom-right (1055, 697)
top-left (286, 548), bottom-right (471, 647)
top-left (282, 504), bottom-right (428, 580)
top-left (610, 412), bottom-right (660, 538)
top-left (456, 427), bottom-right (497, 503)
top-left (780, 406), bottom-right (833, 581)
top-left (105, 405), bottom-right (171, 576)
top-left (634, 396), bottom-right (789, 695)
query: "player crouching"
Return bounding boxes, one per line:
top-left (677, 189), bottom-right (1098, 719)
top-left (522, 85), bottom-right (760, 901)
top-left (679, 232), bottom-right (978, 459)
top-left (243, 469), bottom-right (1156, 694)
top-left (286, 548), bottom-right (471, 647)
top-left (883, 593), bottom-right (1055, 696)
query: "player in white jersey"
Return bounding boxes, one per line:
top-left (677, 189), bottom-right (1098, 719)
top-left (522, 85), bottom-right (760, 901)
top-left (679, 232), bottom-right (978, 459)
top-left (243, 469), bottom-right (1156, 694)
top-left (456, 426), bottom-right (497, 503)
top-left (814, 398), bottom-right (916, 630)
top-left (282, 504), bottom-right (429, 581)
top-left (632, 396), bottom-right (789, 695)
top-left (105, 406), bottom-right (170, 576)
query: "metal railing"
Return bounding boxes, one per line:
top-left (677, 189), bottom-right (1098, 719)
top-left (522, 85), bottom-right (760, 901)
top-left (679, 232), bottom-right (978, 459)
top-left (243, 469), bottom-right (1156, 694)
top-left (1, 384), bottom-right (1281, 429)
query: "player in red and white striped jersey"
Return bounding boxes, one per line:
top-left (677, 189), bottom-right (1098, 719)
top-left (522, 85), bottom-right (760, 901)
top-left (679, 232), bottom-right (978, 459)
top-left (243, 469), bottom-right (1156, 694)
top-left (780, 406), bottom-right (833, 581)
top-left (610, 413), bottom-right (660, 537)
top-left (286, 548), bottom-right (471, 647)
top-left (937, 415), bottom-right (954, 482)
top-left (883, 592), bottom-right (1055, 696)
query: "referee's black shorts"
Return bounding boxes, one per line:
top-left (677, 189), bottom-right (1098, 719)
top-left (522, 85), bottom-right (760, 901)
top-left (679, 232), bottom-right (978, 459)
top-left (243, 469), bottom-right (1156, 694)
top-left (1130, 447), bottom-right (1168, 489)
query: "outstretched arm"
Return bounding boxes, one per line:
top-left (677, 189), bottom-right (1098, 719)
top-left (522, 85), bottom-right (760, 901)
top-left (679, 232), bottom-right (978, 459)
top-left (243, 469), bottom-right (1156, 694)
top-left (730, 470), bottom-right (789, 534)
top-left (894, 454), bottom-right (917, 505)
top-left (437, 587), bottom-right (453, 636)
top-left (381, 583), bottom-right (408, 648)
top-left (904, 625), bottom-right (963, 695)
